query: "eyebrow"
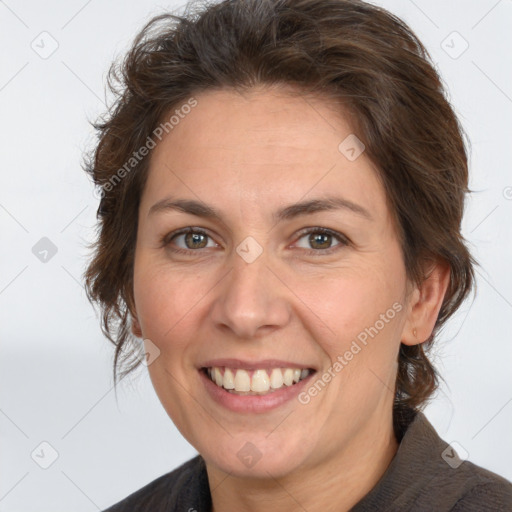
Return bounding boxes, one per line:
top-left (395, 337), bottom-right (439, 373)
top-left (148, 196), bottom-right (372, 222)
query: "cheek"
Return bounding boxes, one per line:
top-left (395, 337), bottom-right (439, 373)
top-left (299, 272), bottom-right (406, 399)
top-left (298, 267), bottom-right (405, 340)
top-left (132, 257), bottom-right (212, 348)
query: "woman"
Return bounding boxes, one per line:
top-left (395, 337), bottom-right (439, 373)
top-left (83, 0), bottom-right (512, 510)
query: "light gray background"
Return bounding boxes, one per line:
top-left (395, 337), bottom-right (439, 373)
top-left (1, 0), bottom-right (511, 510)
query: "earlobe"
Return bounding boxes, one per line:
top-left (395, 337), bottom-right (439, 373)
top-left (127, 296), bottom-right (143, 338)
top-left (131, 312), bottom-right (143, 338)
top-left (402, 261), bottom-right (450, 346)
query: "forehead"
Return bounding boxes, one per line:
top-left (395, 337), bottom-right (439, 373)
top-left (142, 86), bottom-right (387, 221)
top-left (152, 85), bottom-right (355, 164)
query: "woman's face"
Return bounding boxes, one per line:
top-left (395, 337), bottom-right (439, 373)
top-left (132, 86), bottom-right (413, 478)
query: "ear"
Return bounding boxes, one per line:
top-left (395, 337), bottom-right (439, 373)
top-left (401, 260), bottom-right (450, 345)
top-left (128, 301), bottom-right (143, 338)
top-left (131, 313), bottom-right (143, 338)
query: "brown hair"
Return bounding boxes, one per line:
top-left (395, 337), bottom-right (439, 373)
top-left (83, 0), bottom-right (475, 438)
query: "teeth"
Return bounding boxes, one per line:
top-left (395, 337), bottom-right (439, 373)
top-left (251, 369), bottom-right (270, 392)
top-left (214, 367), bottom-right (223, 387)
top-left (270, 368), bottom-right (284, 389)
top-left (206, 366), bottom-right (312, 395)
top-left (234, 369), bottom-right (251, 392)
top-left (223, 368), bottom-right (235, 389)
top-left (283, 368), bottom-right (294, 386)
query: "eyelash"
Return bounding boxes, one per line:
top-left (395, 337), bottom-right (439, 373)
top-left (160, 227), bottom-right (349, 257)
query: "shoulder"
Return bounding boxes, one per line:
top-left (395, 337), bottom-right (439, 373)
top-left (424, 456), bottom-right (512, 511)
top-left (102, 455), bottom-right (210, 512)
top-left (449, 478), bottom-right (512, 511)
top-left (418, 453), bottom-right (512, 511)
top-left (351, 411), bottom-right (512, 511)
top-left (399, 413), bottom-right (512, 511)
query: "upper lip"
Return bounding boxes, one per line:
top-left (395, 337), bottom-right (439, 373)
top-left (199, 358), bottom-right (317, 371)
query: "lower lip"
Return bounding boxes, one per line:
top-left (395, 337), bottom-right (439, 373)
top-left (199, 369), bottom-right (315, 413)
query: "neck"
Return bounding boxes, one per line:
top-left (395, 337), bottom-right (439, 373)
top-left (206, 408), bottom-right (399, 512)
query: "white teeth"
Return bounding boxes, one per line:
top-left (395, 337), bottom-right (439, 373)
top-left (270, 368), bottom-right (284, 389)
top-left (234, 369), bottom-right (251, 392)
top-left (223, 368), bottom-right (235, 389)
top-left (251, 369), bottom-right (270, 392)
top-left (206, 366), bottom-right (313, 395)
top-left (214, 367), bottom-right (223, 387)
top-left (283, 368), bottom-right (294, 386)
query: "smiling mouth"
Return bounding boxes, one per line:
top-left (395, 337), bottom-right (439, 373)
top-left (202, 366), bottom-right (315, 395)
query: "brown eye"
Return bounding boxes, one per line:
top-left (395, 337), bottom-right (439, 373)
top-left (308, 232), bottom-right (333, 250)
top-left (294, 228), bottom-right (348, 253)
top-left (163, 228), bottom-right (217, 252)
top-left (183, 232), bottom-right (208, 249)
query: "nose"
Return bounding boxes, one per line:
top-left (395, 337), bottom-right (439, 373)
top-left (210, 252), bottom-right (292, 340)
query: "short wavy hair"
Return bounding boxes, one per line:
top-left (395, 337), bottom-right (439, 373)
top-left (83, 0), bottom-right (475, 438)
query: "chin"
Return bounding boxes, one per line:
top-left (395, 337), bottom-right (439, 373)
top-left (199, 431), bottom-right (317, 479)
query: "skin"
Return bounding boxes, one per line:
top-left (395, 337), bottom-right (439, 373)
top-left (130, 85), bottom-right (450, 512)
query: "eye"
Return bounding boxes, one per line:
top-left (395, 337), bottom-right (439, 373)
top-left (161, 226), bottom-right (349, 256)
top-left (161, 227), bottom-right (218, 254)
top-left (293, 228), bottom-right (349, 254)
